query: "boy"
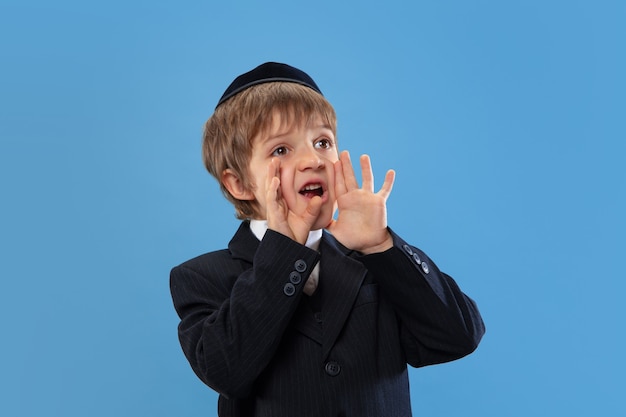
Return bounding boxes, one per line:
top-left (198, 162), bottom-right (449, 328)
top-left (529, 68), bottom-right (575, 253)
top-left (170, 62), bottom-right (485, 417)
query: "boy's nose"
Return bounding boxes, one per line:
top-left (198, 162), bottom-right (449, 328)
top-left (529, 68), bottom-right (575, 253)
top-left (298, 153), bottom-right (325, 171)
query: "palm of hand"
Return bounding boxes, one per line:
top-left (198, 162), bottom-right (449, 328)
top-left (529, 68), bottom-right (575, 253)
top-left (327, 151), bottom-right (395, 254)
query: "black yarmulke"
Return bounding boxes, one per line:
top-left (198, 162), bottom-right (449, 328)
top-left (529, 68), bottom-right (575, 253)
top-left (215, 62), bottom-right (323, 108)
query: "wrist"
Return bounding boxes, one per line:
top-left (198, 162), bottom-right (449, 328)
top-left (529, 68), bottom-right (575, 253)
top-left (360, 233), bottom-right (393, 255)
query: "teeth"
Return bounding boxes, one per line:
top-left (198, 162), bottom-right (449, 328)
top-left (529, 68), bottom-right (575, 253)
top-left (301, 184), bottom-right (322, 191)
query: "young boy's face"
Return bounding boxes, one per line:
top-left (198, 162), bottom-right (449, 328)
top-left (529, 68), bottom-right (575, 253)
top-left (247, 111), bottom-right (339, 230)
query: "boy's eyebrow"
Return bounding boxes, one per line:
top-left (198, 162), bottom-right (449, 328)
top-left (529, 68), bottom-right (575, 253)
top-left (259, 123), bottom-right (334, 144)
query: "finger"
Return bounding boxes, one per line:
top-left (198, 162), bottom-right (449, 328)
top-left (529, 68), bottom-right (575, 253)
top-left (334, 158), bottom-right (347, 196)
top-left (266, 158), bottom-right (285, 221)
top-left (266, 157), bottom-right (276, 190)
top-left (269, 158), bottom-right (283, 197)
top-left (360, 154), bottom-right (374, 193)
top-left (272, 157), bottom-right (281, 182)
top-left (377, 169), bottom-right (396, 201)
top-left (340, 151), bottom-right (359, 191)
top-left (266, 176), bottom-right (281, 213)
top-left (304, 195), bottom-right (323, 224)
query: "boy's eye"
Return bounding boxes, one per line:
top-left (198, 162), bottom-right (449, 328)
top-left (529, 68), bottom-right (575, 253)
top-left (271, 146), bottom-right (288, 156)
top-left (315, 138), bottom-right (332, 149)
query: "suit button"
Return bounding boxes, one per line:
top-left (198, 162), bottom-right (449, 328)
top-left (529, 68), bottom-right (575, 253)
top-left (314, 312), bottom-right (323, 324)
top-left (412, 252), bottom-right (421, 265)
top-left (289, 271), bottom-right (302, 285)
top-left (325, 361), bottom-right (341, 376)
top-left (403, 244), bottom-right (413, 256)
top-left (283, 283), bottom-right (296, 296)
top-left (294, 259), bottom-right (307, 273)
top-left (421, 261), bottom-right (429, 274)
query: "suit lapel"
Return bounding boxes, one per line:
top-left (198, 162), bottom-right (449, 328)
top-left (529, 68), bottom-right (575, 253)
top-left (318, 233), bottom-right (368, 360)
top-left (291, 300), bottom-right (323, 344)
top-left (226, 223), bottom-right (367, 353)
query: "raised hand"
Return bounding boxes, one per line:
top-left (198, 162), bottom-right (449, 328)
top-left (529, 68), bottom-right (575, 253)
top-left (265, 157), bottom-right (323, 245)
top-left (326, 151), bottom-right (395, 254)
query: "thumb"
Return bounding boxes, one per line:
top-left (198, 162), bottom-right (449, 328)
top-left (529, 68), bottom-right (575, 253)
top-left (303, 196), bottom-right (323, 226)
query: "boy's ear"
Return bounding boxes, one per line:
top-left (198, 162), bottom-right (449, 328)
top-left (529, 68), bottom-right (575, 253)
top-left (221, 169), bottom-right (255, 201)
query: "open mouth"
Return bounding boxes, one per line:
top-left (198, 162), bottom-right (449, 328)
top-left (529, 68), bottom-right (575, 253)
top-left (299, 183), bottom-right (324, 199)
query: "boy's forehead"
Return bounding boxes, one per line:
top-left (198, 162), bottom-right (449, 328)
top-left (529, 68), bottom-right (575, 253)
top-left (258, 110), bottom-right (330, 140)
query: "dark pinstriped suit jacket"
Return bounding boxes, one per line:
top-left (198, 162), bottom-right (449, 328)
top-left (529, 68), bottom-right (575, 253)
top-left (170, 221), bottom-right (485, 417)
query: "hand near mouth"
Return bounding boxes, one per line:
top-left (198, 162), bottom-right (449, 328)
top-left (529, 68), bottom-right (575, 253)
top-left (265, 157), bottom-right (323, 245)
top-left (326, 151), bottom-right (395, 254)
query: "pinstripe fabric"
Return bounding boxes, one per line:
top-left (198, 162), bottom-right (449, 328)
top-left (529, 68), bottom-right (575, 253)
top-left (170, 221), bottom-right (485, 417)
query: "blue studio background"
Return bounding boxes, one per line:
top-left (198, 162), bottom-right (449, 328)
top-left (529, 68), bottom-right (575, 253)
top-left (1, 1), bottom-right (624, 416)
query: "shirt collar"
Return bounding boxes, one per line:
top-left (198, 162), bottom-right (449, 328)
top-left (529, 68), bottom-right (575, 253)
top-left (249, 220), bottom-right (322, 251)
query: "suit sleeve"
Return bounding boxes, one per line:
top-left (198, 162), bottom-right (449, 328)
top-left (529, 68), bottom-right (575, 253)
top-left (359, 228), bottom-right (485, 367)
top-left (170, 230), bottom-right (319, 399)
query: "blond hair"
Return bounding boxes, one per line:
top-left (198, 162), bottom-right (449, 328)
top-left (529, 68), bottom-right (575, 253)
top-left (202, 82), bottom-right (337, 219)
